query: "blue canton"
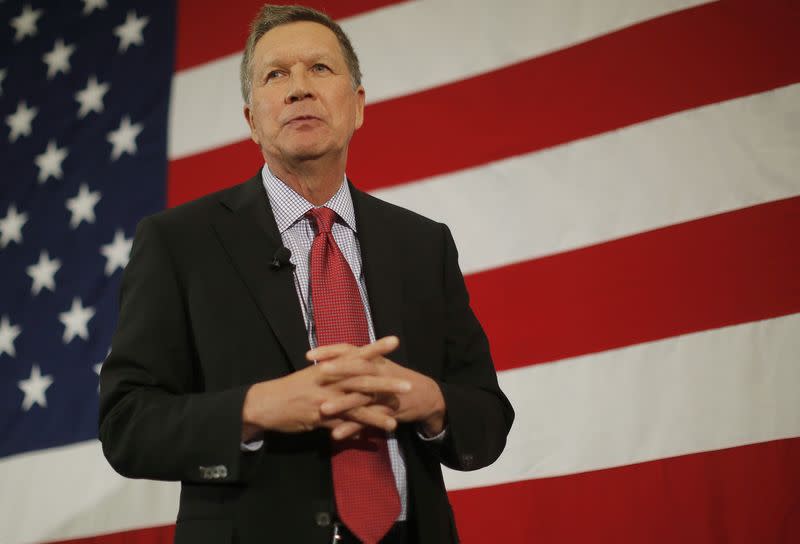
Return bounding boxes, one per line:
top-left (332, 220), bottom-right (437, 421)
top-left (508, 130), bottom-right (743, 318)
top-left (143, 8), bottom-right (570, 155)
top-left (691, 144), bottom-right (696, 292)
top-left (0, 1), bottom-right (175, 458)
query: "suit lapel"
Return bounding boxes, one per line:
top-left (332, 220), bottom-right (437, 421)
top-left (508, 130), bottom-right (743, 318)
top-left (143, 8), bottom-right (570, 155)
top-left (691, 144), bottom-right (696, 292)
top-left (211, 175), bottom-right (311, 371)
top-left (350, 183), bottom-right (412, 370)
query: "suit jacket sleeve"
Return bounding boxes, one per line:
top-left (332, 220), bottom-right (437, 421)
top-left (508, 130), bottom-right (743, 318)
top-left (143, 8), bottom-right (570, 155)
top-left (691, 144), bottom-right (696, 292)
top-left (98, 215), bottom-right (252, 484)
top-left (433, 224), bottom-right (515, 471)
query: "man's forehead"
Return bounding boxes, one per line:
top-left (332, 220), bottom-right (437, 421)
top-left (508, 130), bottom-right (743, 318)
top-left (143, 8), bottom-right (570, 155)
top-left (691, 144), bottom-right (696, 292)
top-left (255, 21), bottom-right (342, 63)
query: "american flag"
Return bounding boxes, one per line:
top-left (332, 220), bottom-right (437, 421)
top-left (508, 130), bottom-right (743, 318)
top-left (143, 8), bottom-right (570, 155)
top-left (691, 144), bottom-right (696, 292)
top-left (1, 1), bottom-right (798, 542)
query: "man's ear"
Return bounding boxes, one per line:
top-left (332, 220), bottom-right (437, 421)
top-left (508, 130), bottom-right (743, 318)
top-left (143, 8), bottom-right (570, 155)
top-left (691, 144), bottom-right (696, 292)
top-left (243, 104), bottom-right (258, 144)
top-left (354, 86), bottom-right (366, 130)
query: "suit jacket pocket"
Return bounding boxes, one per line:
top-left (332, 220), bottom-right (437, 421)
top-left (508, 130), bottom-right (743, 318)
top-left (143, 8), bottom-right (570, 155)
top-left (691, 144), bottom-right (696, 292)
top-left (174, 518), bottom-right (233, 544)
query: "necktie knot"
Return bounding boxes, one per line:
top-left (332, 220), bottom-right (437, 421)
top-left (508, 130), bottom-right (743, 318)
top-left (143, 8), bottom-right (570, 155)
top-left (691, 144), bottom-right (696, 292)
top-left (307, 206), bottom-right (336, 234)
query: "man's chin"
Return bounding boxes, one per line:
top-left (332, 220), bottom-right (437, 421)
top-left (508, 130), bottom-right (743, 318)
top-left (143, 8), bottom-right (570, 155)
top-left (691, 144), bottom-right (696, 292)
top-left (283, 143), bottom-right (338, 163)
top-left (291, 150), bottom-right (327, 162)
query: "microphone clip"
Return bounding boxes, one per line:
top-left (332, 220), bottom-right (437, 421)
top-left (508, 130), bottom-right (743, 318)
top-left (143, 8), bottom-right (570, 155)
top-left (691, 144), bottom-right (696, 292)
top-left (271, 247), bottom-right (293, 270)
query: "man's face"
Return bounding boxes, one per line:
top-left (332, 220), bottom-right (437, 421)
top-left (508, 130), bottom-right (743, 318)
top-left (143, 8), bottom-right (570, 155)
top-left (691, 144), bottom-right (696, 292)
top-left (244, 21), bottom-right (365, 166)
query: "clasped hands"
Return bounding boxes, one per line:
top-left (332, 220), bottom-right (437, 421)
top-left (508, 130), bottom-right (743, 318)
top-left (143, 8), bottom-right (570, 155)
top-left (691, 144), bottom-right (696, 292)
top-left (241, 336), bottom-right (446, 441)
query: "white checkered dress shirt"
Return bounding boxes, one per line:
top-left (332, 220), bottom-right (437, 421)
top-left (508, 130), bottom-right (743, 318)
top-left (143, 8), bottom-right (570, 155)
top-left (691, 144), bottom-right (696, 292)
top-left (261, 165), bottom-right (412, 520)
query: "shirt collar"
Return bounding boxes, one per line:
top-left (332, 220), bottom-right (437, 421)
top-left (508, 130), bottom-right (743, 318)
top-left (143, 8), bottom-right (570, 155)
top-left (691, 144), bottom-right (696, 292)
top-left (261, 164), bottom-right (357, 234)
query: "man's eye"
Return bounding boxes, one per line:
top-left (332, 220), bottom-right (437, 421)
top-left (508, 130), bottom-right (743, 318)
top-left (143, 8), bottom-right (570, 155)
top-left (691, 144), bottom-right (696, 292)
top-left (266, 70), bottom-right (282, 81)
top-left (312, 64), bottom-right (330, 73)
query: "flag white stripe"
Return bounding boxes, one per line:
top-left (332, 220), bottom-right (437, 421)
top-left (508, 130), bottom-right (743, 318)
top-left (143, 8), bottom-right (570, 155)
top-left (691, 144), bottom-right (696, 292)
top-left (3, 312), bottom-right (798, 542)
top-left (0, 441), bottom-right (178, 544)
top-left (444, 312), bottom-right (800, 491)
top-left (168, 0), bottom-right (712, 159)
top-left (373, 84), bottom-right (800, 274)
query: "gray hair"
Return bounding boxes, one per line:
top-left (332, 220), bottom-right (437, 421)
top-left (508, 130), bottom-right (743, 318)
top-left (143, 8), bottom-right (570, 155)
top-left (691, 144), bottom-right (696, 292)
top-left (239, 4), bottom-right (362, 104)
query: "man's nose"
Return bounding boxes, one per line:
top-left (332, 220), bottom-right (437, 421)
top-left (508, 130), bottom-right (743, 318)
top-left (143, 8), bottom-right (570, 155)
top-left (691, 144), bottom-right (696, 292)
top-left (285, 69), bottom-right (313, 104)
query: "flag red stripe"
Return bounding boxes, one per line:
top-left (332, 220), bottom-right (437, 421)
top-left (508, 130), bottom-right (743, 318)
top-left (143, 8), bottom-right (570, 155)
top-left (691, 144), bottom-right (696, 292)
top-left (469, 196), bottom-right (800, 371)
top-left (348, 0), bottom-right (799, 191)
top-left (168, 139), bottom-right (261, 207)
top-left (449, 437), bottom-right (800, 544)
top-left (45, 524), bottom-right (174, 544)
top-left (45, 438), bottom-right (800, 544)
top-left (175, 0), bottom-right (408, 71)
top-left (167, 0), bottom-right (800, 205)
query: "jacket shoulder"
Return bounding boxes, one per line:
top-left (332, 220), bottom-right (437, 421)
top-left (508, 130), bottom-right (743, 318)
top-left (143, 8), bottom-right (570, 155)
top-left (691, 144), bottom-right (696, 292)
top-left (353, 186), bottom-right (444, 233)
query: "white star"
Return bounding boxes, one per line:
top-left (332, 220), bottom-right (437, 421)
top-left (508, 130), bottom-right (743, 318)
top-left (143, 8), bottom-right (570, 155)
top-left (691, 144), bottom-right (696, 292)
top-left (82, 0), bottom-right (108, 15)
top-left (43, 39), bottom-right (76, 79)
top-left (75, 75), bottom-right (110, 118)
top-left (26, 250), bottom-right (61, 295)
top-left (101, 229), bottom-right (132, 275)
top-left (35, 140), bottom-right (68, 183)
top-left (0, 315), bottom-right (22, 358)
top-left (0, 203), bottom-right (28, 248)
top-left (114, 11), bottom-right (149, 53)
top-left (66, 183), bottom-right (101, 228)
top-left (6, 100), bottom-right (38, 142)
top-left (10, 4), bottom-right (43, 42)
top-left (59, 297), bottom-right (95, 343)
top-left (18, 364), bottom-right (54, 411)
top-left (0, 69), bottom-right (6, 96)
top-left (107, 116), bottom-right (143, 160)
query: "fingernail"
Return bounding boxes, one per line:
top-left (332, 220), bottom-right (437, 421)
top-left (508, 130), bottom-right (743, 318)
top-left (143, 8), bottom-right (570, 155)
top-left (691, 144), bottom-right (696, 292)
top-left (321, 402), bottom-right (334, 413)
top-left (399, 381), bottom-right (411, 392)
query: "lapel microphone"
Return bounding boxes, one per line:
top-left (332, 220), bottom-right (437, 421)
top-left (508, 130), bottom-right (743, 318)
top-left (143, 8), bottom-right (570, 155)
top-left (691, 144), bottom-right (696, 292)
top-left (270, 247), bottom-right (293, 270)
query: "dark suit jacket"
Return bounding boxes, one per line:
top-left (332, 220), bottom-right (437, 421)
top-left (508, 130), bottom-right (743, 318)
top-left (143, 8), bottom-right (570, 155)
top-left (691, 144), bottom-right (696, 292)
top-left (98, 174), bottom-right (514, 543)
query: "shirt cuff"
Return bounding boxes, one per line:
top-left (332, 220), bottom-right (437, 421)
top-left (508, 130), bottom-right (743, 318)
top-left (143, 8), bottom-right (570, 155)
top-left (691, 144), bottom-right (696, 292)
top-left (240, 438), bottom-right (264, 452)
top-left (416, 425), bottom-right (447, 443)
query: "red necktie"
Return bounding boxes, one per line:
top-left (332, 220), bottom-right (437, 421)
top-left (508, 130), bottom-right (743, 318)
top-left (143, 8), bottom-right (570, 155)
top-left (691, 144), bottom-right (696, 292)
top-left (307, 207), bottom-right (400, 544)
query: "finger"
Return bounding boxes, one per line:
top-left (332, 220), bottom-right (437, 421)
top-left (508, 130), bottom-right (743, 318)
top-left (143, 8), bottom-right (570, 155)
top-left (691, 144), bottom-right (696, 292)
top-left (330, 420), bottom-right (364, 440)
top-left (315, 341), bottom-right (401, 383)
top-left (376, 393), bottom-right (401, 412)
top-left (332, 375), bottom-right (411, 395)
top-left (341, 405), bottom-right (397, 432)
top-left (355, 335), bottom-right (399, 360)
top-left (317, 354), bottom-right (401, 383)
top-left (308, 335), bottom-right (398, 363)
top-left (322, 391), bottom-right (402, 416)
top-left (305, 343), bottom-right (354, 363)
top-left (318, 416), bottom-right (347, 429)
top-left (317, 358), bottom-right (377, 383)
top-left (320, 392), bottom-right (373, 416)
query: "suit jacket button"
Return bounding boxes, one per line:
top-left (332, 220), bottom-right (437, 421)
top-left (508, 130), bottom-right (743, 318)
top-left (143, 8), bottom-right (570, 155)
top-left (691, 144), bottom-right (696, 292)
top-left (315, 512), bottom-right (331, 527)
top-left (199, 465), bottom-right (228, 480)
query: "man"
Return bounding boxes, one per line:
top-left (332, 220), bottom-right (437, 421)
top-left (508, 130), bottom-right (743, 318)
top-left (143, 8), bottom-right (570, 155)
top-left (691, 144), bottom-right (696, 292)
top-left (99, 5), bottom-right (513, 543)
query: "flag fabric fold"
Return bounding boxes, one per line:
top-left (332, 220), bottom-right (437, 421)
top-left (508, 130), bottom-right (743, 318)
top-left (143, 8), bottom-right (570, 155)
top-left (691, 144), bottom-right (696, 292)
top-left (1, 1), bottom-right (798, 543)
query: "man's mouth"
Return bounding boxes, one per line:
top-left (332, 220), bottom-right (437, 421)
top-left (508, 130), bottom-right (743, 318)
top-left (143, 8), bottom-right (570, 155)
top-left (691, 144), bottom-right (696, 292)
top-left (286, 115), bottom-right (320, 124)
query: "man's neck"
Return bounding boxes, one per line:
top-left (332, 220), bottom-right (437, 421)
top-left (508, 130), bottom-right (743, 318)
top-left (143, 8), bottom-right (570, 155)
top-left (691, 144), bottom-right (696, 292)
top-left (267, 155), bottom-right (347, 206)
